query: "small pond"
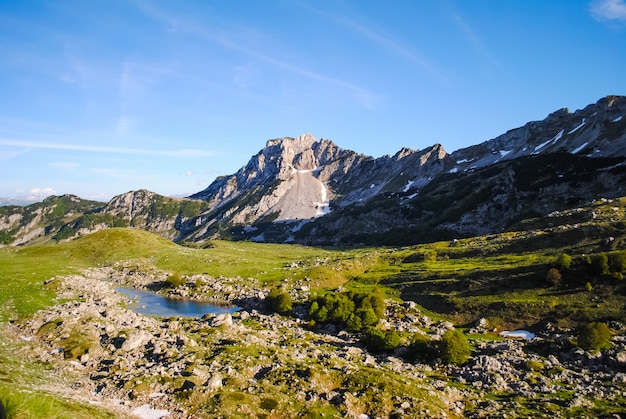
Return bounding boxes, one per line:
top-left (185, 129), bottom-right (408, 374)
top-left (117, 288), bottom-right (239, 318)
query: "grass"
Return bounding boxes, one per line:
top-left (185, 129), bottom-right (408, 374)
top-left (0, 325), bottom-right (116, 419)
top-left (0, 212), bottom-right (625, 417)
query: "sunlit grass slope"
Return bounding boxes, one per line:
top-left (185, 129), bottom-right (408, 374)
top-left (0, 228), bottom-right (381, 320)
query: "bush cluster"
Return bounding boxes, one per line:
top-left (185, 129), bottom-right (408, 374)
top-left (585, 251), bottom-right (626, 280)
top-left (308, 289), bottom-right (385, 332)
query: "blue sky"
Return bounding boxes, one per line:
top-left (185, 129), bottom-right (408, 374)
top-left (1, 0), bottom-right (625, 202)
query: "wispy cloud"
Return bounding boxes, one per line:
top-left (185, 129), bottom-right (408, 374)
top-left (30, 187), bottom-right (57, 195)
top-left (300, 3), bottom-right (449, 83)
top-left (0, 138), bottom-right (214, 157)
top-left (135, 1), bottom-right (381, 109)
top-left (590, 0), bottom-right (626, 21)
top-left (220, 38), bottom-right (381, 109)
top-left (446, 4), bottom-right (500, 70)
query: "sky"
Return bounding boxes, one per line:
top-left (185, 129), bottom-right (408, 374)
top-left (1, 0), bottom-right (626, 202)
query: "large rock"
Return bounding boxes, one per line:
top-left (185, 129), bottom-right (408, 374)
top-left (121, 331), bottom-right (153, 352)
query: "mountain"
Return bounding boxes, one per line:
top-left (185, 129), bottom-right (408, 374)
top-left (0, 195), bottom-right (104, 245)
top-left (184, 95), bottom-right (626, 245)
top-left (1, 95), bottom-right (625, 247)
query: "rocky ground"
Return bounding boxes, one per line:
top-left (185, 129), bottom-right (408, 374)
top-left (9, 265), bottom-right (626, 418)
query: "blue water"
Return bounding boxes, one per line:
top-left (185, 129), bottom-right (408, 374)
top-left (117, 287), bottom-right (239, 317)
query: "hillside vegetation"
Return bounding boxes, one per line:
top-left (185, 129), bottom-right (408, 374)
top-left (1, 196), bottom-right (626, 417)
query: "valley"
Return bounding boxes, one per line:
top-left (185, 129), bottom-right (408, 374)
top-left (1, 195), bottom-right (626, 418)
top-left (1, 95), bottom-right (626, 418)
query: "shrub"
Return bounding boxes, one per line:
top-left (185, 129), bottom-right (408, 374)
top-left (577, 322), bottom-right (612, 351)
top-left (609, 251), bottom-right (626, 275)
top-left (166, 273), bottom-right (185, 288)
top-left (546, 268), bottom-right (562, 287)
top-left (590, 253), bottom-right (610, 277)
top-left (266, 288), bottom-right (292, 315)
top-left (362, 327), bottom-right (401, 353)
top-left (556, 253), bottom-right (572, 270)
top-left (438, 329), bottom-right (471, 365)
top-left (406, 335), bottom-right (438, 363)
top-left (585, 281), bottom-right (593, 292)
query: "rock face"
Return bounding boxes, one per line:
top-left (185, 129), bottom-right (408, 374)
top-left (183, 96), bottom-right (626, 245)
top-left (185, 134), bottom-right (450, 242)
top-left (2, 96), bottom-right (625, 246)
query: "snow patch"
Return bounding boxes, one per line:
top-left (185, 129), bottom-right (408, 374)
top-left (553, 129), bottom-right (564, 142)
top-left (449, 167), bottom-right (458, 174)
top-left (402, 180), bottom-right (414, 192)
top-left (571, 142), bottom-right (588, 154)
top-left (499, 150), bottom-right (512, 157)
top-left (568, 118), bottom-right (586, 134)
top-left (614, 115), bottom-right (623, 123)
top-left (456, 158), bottom-right (471, 164)
top-left (370, 184), bottom-right (375, 189)
top-left (500, 330), bottom-right (535, 339)
top-left (533, 139), bottom-right (552, 153)
top-left (251, 233), bottom-right (265, 242)
top-left (132, 405), bottom-right (170, 419)
top-left (243, 225), bottom-right (258, 232)
top-left (315, 182), bottom-right (331, 217)
top-left (532, 130), bottom-right (562, 153)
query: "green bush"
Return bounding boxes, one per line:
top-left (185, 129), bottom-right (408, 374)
top-left (438, 329), bottom-right (471, 365)
top-left (556, 253), bottom-right (572, 270)
top-left (362, 327), bottom-right (401, 353)
top-left (308, 289), bottom-right (386, 332)
top-left (577, 322), bottom-right (612, 351)
top-left (166, 273), bottom-right (185, 288)
top-left (266, 288), bottom-right (292, 315)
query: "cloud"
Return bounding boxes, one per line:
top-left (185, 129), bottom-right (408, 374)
top-left (300, 3), bottom-right (449, 83)
top-left (221, 40), bottom-right (381, 109)
top-left (590, 0), bottom-right (626, 21)
top-left (0, 138), bottom-right (214, 157)
top-left (29, 187), bottom-right (57, 197)
top-left (448, 7), bottom-right (500, 69)
top-left (49, 161), bottom-right (80, 170)
top-left (135, 1), bottom-right (380, 109)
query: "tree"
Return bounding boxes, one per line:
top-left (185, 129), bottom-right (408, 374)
top-left (438, 329), bottom-right (471, 365)
top-left (546, 268), bottom-right (562, 287)
top-left (578, 322), bottom-right (612, 351)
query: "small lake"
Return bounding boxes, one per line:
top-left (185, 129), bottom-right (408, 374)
top-left (117, 288), bottom-right (239, 318)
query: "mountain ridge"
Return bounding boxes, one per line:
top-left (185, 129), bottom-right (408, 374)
top-left (1, 95), bottom-right (625, 246)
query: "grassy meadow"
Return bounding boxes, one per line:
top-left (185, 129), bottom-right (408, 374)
top-left (1, 203), bottom-right (626, 418)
